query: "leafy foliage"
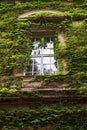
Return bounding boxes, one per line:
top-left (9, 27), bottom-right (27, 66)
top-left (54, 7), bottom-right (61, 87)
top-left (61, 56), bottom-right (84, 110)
top-left (0, 0), bottom-right (87, 87)
top-left (65, 21), bottom-right (87, 86)
top-left (0, 105), bottom-right (87, 129)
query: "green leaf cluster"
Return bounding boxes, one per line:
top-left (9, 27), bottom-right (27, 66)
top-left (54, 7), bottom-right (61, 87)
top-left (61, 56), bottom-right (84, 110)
top-left (0, 106), bottom-right (87, 130)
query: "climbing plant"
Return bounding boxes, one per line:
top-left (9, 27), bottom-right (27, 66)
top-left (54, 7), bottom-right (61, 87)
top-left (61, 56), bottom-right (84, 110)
top-left (0, 0), bottom-right (87, 87)
top-left (0, 105), bottom-right (87, 130)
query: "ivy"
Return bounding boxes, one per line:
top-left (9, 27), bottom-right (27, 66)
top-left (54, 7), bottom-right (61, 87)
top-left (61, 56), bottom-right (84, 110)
top-left (0, 0), bottom-right (87, 87)
top-left (0, 106), bottom-right (87, 129)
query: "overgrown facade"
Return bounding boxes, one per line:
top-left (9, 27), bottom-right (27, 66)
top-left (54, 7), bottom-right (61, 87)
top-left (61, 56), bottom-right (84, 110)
top-left (0, 0), bottom-right (87, 88)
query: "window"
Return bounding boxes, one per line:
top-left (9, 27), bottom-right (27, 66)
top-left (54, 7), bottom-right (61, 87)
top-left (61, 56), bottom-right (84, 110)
top-left (18, 10), bottom-right (67, 76)
top-left (28, 37), bottom-right (57, 75)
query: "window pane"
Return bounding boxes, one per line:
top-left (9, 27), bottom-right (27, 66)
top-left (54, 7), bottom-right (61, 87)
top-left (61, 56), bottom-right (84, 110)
top-left (29, 37), bottom-right (57, 75)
